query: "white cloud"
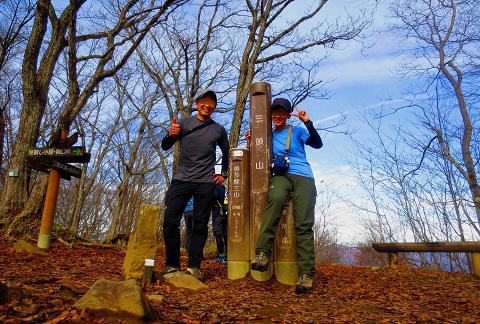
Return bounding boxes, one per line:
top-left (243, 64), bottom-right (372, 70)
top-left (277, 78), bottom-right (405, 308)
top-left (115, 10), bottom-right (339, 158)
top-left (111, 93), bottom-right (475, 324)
top-left (312, 97), bottom-right (409, 125)
top-left (318, 54), bottom-right (407, 87)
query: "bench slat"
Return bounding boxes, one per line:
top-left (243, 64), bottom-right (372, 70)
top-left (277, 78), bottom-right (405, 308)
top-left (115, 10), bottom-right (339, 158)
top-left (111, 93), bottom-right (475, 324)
top-left (372, 242), bottom-right (480, 253)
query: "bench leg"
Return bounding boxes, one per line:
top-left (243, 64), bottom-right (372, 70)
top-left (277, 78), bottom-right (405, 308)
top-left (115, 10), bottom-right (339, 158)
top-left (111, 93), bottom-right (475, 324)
top-left (388, 252), bottom-right (398, 269)
top-left (471, 253), bottom-right (480, 276)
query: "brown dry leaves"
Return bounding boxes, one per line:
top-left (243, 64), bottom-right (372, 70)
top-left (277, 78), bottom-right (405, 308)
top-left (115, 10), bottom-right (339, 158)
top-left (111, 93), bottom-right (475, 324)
top-left (1, 239), bottom-right (480, 323)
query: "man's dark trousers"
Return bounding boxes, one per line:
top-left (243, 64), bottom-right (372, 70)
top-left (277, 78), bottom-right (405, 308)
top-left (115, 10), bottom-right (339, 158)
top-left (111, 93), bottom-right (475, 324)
top-left (183, 211), bottom-right (193, 251)
top-left (163, 179), bottom-right (215, 268)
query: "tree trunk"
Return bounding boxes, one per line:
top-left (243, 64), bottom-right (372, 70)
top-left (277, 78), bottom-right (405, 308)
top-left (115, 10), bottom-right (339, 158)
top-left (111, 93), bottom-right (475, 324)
top-left (0, 108), bottom-right (6, 187)
top-left (5, 174), bottom-right (48, 237)
top-left (0, 0), bottom-right (66, 220)
top-left (105, 173), bottom-right (130, 242)
top-left (0, 99), bottom-right (45, 219)
top-left (69, 167), bottom-right (87, 233)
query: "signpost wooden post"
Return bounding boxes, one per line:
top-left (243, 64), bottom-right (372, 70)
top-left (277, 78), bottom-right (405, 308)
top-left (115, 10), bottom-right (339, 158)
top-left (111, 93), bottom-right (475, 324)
top-left (28, 130), bottom-right (91, 249)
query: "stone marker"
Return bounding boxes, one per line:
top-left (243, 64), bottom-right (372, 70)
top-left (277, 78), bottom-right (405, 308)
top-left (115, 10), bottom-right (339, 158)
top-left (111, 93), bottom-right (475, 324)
top-left (163, 272), bottom-right (208, 292)
top-left (74, 279), bottom-right (153, 319)
top-left (123, 204), bottom-right (161, 280)
top-left (145, 294), bottom-right (163, 304)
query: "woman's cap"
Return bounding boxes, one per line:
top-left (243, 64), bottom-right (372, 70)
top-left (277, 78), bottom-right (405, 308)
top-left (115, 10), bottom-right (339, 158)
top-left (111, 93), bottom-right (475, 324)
top-left (271, 98), bottom-right (293, 113)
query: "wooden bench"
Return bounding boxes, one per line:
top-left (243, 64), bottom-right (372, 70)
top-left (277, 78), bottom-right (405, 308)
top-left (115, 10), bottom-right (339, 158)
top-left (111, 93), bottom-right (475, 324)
top-left (371, 242), bottom-right (480, 276)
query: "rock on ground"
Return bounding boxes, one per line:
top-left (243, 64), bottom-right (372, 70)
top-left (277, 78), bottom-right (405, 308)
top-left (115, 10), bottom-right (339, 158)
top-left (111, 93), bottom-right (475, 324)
top-left (13, 240), bottom-right (47, 256)
top-left (163, 272), bottom-right (208, 292)
top-left (74, 279), bottom-right (153, 319)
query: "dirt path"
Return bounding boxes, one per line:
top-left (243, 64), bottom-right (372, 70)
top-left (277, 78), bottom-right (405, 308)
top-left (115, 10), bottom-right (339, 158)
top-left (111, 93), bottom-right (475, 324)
top-left (1, 239), bottom-right (480, 322)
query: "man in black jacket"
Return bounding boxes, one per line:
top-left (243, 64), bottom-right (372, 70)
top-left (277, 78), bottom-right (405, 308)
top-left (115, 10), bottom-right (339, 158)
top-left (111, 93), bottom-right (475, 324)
top-left (161, 88), bottom-right (229, 281)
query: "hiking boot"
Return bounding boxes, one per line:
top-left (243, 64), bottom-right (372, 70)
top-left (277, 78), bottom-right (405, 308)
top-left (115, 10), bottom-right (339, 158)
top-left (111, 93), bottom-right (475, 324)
top-left (295, 273), bottom-right (313, 294)
top-left (161, 265), bottom-right (180, 276)
top-left (186, 267), bottom-right (204, 282)
top-left (251, 251), bottom-right (270, 272)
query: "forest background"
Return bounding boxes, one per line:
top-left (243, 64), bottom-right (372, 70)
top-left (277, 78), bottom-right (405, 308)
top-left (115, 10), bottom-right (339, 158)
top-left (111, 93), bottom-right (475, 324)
top-left (0, 0), bottom-right (478, 273)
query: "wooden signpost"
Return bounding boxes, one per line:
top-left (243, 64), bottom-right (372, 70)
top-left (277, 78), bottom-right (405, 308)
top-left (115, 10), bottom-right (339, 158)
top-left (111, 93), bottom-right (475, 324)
top-left (227, 148), bottom-right (251, 280)
top-left (249, 81), bottom-right (274, 281)
top-left (28, 146), bottom-right (90, 163)
top-left (27, 131), bottom-right (91, 249)
top-left (274, 195), bottom-right (297, 285)
top-left (27, 156), bottom-right (82, 180)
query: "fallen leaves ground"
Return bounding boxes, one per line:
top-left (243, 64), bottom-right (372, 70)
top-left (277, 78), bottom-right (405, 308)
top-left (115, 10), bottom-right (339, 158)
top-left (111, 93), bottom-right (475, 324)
top-left (1, 238), bottom-right (480, 323)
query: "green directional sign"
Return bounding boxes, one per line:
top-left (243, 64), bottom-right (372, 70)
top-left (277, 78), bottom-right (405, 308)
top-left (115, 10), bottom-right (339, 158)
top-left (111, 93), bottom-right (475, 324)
top-left (28, 146), bottom-right (90, 163)
top-left (71, 147), bottom-right (82, 155)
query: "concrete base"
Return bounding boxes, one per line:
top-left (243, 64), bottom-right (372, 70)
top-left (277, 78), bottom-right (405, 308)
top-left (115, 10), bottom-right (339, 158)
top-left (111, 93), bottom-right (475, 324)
top-left (227, 261), bottom-right (250, 280)
top-left (251, 263), bottom-right (273, 281)
top-left (37, 234), bottom-right (51, 249)
top-left (275, 261), bottom-right (297, 286)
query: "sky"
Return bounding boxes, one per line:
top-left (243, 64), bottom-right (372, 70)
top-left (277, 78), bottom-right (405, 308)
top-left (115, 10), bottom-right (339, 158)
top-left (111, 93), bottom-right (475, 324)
top-left (298, 1), bottom-right (418, 243)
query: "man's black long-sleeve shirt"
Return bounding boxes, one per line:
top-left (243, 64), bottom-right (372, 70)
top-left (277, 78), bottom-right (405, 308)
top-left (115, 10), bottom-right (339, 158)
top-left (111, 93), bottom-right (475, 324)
top-left (161, 116), bottom-right (229, 182)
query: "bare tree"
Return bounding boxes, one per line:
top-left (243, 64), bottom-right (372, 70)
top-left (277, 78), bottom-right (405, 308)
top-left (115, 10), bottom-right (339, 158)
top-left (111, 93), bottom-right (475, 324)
top-left (349, 104), bottom-right (475, 271)
top-left (0, 0), bottom-right (34, 185)
top-left (68, 81), bottom-right (121, 234)
top-left (104, 74), bottom-right (164, 241)
top-left (228, 0), bottom-right (372, 147)
top-left (0, 0), bottom-right (187, 233)
top-left (137, 0), bottom-right (240, 177)
top-left (0, 0), bottom-right (34, 72)
top-left (391, 0), bottom-right (480, 223)
top-left (313, 183), bottom-right (343, 264)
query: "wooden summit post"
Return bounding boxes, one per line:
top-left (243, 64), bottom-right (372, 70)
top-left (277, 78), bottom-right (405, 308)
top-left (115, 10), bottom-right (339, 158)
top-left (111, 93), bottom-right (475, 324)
top-left (249, 81), bottom-right (273, 281)
top-left (227, 148), bottom-right (250, 279)
top-left (274, 195), bottom-right (297, 285)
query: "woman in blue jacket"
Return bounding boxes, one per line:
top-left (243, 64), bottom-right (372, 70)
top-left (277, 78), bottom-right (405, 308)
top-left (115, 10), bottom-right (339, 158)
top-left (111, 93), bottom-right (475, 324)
top-left (247, 97), bottom-right (322, 294)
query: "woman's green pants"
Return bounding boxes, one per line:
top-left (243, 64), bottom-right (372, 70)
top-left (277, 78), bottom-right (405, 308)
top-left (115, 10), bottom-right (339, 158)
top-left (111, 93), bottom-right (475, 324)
top-left (255, 173), bottom-right (316, 275)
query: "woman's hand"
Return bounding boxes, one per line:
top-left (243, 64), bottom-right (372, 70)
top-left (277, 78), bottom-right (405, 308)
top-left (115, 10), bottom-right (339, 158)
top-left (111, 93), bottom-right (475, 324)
top-left (245, 129), bottom-right (251, 147)
top-left (290, 106), bottom-right (309, 123)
